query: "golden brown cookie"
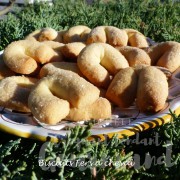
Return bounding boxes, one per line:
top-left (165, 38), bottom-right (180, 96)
top-left (25, 28), bottom-right (65, 43)
top-left (116, 46), bottom-right (151, 66)
top-left (0, 76), bottom-right (38, 112)
top-left (0, 54), bottom-right (15, 80)
top-left (60, 42), bottom-right (86, 61)
top-left (39, 62), bottom-right (83, 78)
top-left (3, 40), bottom-right (61, 74)
top-left (65, 97), bottom-right (111, 121)
top-left (136, 66), bottom-right (168, 112)
top-left (63, 25), bottom-right (91, 43)
top-left (144, 41), bottom-right (180, 72)
top-left (28, 71), bottom-right (100, 124)
top-left (106, 67), bottom-right (138, 108)
top-left (77, 43), bottom-right (129, 88)
top-left (87, 26), bottom-right (128, 47)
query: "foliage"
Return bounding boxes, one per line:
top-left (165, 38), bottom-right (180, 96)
top-left (0, 125), bottom-right (134, 179)
top-left (126, 110), bottom-right (180, 180)
top-left (0, 110), bottom-right (180, 179)
top-left (0, 0), bottom-right (180, 50)
top-left (0, 0), bottom-right (180, 179)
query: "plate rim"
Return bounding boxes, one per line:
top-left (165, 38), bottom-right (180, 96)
top-left (0, 50), bottom-right (180, 142)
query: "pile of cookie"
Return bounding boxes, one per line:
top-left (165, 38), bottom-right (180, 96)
top-left (0, 25), bottom-right (179, 125)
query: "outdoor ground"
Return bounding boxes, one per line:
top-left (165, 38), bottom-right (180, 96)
top-left (0, 0), bottom-right (180, 179)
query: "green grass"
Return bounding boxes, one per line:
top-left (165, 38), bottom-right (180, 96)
top-left (0, 0), bottom-right (180, 179)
